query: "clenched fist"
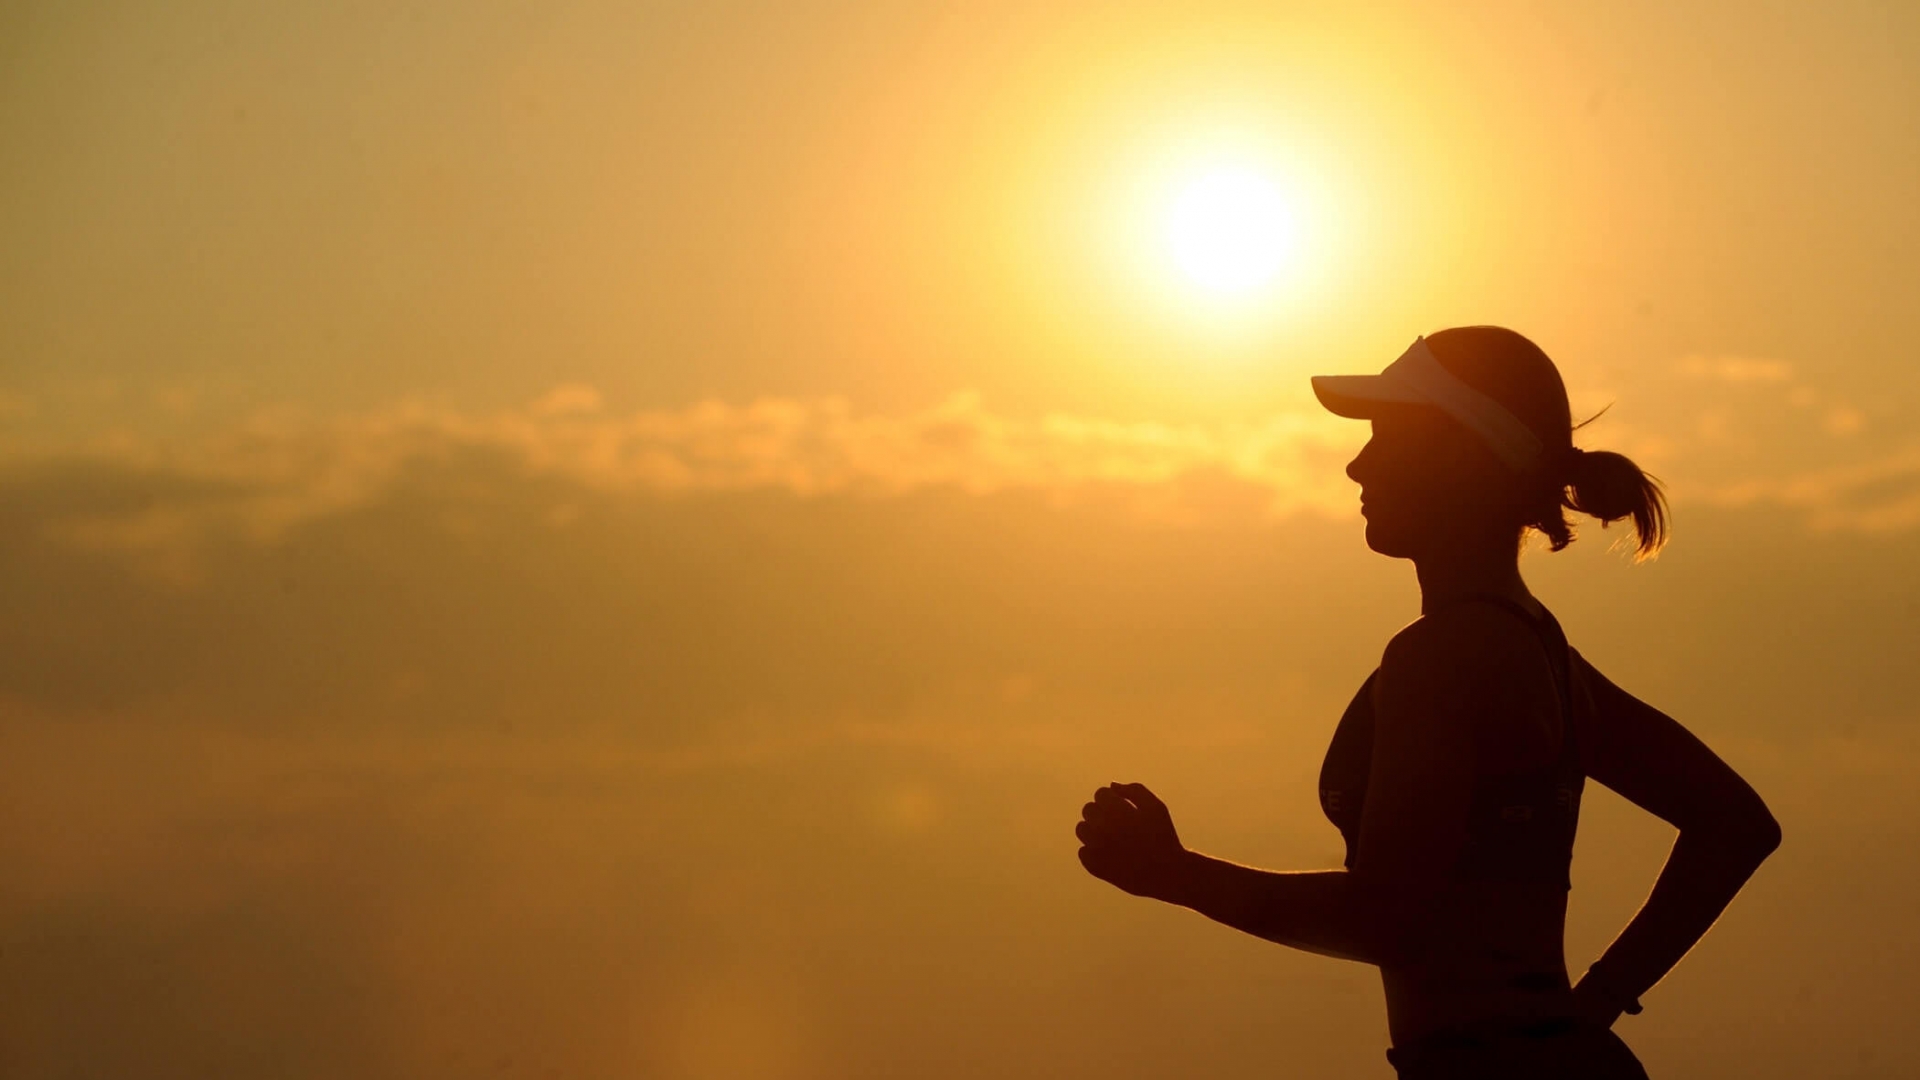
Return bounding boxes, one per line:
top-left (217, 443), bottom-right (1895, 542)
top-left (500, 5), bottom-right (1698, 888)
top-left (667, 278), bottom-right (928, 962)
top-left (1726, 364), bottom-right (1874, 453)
top-left (1075, 782), bottom-right (1190, 902)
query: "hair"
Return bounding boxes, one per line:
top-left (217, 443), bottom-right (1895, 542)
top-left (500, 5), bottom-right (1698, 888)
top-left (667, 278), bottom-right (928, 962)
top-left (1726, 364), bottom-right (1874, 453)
top-left (1531, 440), bottom-right (1670, 561)
top-left (1423, 326), bottom-right (1670, 562)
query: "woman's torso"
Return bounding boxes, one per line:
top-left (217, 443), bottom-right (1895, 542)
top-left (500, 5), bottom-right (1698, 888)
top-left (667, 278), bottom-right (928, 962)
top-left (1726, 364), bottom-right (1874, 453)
top-left (1318, 595), bottom-right (1588, 1046)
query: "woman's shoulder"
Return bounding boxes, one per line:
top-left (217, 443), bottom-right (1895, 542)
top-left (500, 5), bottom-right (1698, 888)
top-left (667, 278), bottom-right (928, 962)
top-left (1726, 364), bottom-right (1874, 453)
top-left (1383, 600), bottom-right (1552, 675)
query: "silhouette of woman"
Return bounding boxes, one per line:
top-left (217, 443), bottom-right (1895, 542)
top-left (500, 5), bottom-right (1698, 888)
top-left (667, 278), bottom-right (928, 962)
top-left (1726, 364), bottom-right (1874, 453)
top-left (1075, 327), bottom-right (1781, 1078)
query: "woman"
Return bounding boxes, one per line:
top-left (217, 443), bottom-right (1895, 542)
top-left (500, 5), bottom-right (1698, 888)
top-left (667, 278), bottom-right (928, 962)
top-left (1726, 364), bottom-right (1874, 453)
top-left (1074, 327), bottom-right (1781, 1078)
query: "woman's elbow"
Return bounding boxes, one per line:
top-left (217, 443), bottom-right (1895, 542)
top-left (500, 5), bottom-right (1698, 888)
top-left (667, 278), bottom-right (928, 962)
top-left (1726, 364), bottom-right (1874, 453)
top-left (1748, 808), bottom-right (1783, 859)
top-left (1738, 788), bottom-right (1783, 858)
top-left (1699, 801), bottom-right (1781, 865)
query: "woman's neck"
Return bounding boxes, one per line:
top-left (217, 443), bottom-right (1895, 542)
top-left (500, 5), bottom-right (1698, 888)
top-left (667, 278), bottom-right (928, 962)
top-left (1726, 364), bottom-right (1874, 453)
top-left (1413, 543), bottom-right (1533, 617)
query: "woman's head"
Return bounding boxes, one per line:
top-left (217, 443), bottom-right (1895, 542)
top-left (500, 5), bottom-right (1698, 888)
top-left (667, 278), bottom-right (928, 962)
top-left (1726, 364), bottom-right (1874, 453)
top-left (1315, 326), bottom-right (1668, 562)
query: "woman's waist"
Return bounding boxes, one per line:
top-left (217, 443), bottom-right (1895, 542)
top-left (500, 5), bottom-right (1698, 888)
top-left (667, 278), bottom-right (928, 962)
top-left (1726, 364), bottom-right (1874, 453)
top-left (1379, 856), bottom-right (1574, 1043)
top-left (1381, 962), bottom-right (1575, 1048)
top-left (1383, 1015), bottom-right (1650, 1080)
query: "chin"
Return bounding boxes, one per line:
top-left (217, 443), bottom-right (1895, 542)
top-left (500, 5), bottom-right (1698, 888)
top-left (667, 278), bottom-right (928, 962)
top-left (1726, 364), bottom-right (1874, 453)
top-left (1362, 519), bottom-right (1418, 560)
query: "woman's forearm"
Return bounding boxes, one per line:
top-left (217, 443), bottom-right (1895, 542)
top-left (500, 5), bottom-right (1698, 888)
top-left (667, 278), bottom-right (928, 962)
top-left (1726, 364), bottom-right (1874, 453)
top-left (1579, 825), bottom-right (1780, 1009)
top-left (1160, 851), bottom-right (1399, 965)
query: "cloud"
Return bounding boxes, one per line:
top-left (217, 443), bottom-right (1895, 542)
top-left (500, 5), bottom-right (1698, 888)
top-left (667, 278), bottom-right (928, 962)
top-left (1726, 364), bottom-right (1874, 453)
top-left (1569, 354), bottom-right (1916, 529)
top-left (1677, 355), bottom-right (1795, 384)
top-left (8, 364), bottom-right (1920, 579)
top-left (7, 375), bottom-right (1916, 754)
top-left (0, 419), bottom-right (1405, 733)
top-left (2, 392), bottom-right (1364, 563)
top-left (1700, 444), bottom-right (1920, 533)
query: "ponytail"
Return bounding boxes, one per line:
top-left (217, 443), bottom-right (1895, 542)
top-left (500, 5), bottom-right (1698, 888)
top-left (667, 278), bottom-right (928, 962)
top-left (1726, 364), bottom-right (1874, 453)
top-left (1536, 446), bottom-right (1668, 560)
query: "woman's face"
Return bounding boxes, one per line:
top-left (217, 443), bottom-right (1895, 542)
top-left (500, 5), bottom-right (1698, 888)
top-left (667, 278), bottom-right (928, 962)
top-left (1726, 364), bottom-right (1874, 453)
top-left (1345, 406), bottom-right (1510, 559)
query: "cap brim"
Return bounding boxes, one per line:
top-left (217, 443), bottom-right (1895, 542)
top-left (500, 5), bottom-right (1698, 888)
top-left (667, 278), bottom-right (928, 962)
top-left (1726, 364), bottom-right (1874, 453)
top-left (1310, 373), bottom-right (1432, 419)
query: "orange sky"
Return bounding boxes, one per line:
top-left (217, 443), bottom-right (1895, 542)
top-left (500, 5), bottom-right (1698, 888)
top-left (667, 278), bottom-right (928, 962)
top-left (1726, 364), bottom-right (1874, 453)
top-left (3, 2), bottom-right (1918, 1077)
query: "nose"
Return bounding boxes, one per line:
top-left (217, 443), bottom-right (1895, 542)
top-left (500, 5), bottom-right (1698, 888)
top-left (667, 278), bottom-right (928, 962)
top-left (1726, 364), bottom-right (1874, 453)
top-left (1346, 437), bottom-right (1374, 486)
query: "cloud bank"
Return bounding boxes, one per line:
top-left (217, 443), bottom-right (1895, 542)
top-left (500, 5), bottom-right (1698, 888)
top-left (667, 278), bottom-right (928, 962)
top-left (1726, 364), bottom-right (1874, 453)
top-left (4, 391), bottom-right (1362, 563)
top-left (5, 359), bottom-right (1917, 575)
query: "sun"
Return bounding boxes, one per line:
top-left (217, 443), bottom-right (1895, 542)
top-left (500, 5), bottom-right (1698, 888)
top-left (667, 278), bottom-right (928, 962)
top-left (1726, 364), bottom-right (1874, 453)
top-left (1164, 167), bottom-right (1299, 299)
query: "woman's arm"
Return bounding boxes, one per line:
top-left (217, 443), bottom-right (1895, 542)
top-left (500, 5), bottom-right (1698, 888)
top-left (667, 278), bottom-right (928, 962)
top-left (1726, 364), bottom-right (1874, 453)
top-left (1077, 783), bottom-right (1386, 964)
top-left (1077, 617), bottom-right (1497, 967)
top-left (1569, 652), bottom-right (1782, 1019)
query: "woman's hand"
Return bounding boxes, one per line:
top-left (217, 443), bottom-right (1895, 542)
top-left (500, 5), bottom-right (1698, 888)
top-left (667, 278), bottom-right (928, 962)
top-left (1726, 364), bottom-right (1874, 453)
top-left (1075, 782), bottom-right (1190, 903)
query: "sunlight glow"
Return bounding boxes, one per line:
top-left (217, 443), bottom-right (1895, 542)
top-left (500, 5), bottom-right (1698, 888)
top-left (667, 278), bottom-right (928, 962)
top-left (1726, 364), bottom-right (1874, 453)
top-left (1164, 167), bottom-right (1299, 298)
top-left (1090, 123), bottom-right (1351, 348)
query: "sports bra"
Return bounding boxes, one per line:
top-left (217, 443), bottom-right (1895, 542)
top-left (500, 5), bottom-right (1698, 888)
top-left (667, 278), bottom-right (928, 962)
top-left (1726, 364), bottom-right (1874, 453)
top-left (1317, 595), bottom-right (1585, 889)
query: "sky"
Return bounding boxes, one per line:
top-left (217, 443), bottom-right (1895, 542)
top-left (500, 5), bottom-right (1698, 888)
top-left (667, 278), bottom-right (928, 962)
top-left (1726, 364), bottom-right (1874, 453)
top-left (2, 1), bottom-right (1918, 1077)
